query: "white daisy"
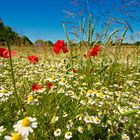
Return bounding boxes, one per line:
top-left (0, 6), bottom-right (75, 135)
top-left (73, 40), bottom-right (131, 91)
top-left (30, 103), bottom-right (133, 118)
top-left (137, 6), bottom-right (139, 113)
top-left (122, 134), bottom-right (130, 140)
top-left (80, 99), bottom-right (86, 105)
top-left (84, 115), bottom-right (91, 123)
top-left (13, 117), bottom-right (37, 136)
top-left (78, 126), bottom-right (83, 133)
top-left (86, 89), bottom-right (94, 97)
top-left (65, 131), bottom-right (72, 140)
top-left (54, 128), bottom-right (61, 137)
top-left (5, 133), bottom-right (28, 140)
top-left (25, 96), bottom-right (38, 105)
top-left (90, 116), bottom-right (101, 124)
top-left (0, 88), bottom-right (12, 98)
top-left (0, 125), bottom-right (5, 136)
top-left (0, 125), bottom-right (5, 133)
top-left (88, 98), bottom-right (95, 105)
top-left (66, 120), bottom-right (73, 130)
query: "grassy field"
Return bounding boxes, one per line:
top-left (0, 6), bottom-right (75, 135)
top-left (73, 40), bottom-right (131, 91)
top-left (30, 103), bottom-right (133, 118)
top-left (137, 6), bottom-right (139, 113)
top-left (0, 44), bottom-right (140, 140)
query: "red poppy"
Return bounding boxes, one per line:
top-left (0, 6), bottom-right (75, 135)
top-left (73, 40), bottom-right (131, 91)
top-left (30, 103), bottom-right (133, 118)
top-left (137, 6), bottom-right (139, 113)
top-left (53, 40), bottom-right (68, 54)
top-left (73, 69), bottom-right (77, 73)
top-left (62, 47), bottom-right (69, 53)
top-left (32, 83), bottom-right (42, 91)
top-left (56, 40), bottom-right (65, 48)
top-left (0, 48), bottom-right (7, 57)
top-left (28, 55), bottom-right (39, 64)
top-left (83, 53), bottom-right (87, 58)
top-left (3, 50), bottom-right (16, 58)
top-left (89, 45), bottom-right (101, 57)
top-left (0, 47), bottom-right (16, 58)
top-left (46, 82), bottom-right (53, 89)
top-left (53, 44), bottom-right (61, 54)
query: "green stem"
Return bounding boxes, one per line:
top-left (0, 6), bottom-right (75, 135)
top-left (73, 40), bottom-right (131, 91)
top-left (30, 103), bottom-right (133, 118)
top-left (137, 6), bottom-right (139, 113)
top-left (6, 41), bottom-right (24, 117)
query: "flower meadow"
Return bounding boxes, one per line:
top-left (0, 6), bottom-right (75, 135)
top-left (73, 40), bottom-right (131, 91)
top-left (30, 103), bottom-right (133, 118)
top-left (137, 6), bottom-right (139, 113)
top-left (0, 39), bottom-right (139, 140)
top-left (0, 18), bottom-right (140, 140)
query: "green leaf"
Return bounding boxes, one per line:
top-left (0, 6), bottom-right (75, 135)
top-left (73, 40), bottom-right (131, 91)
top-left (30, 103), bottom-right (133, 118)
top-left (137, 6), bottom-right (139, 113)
top-left (121, 109), bottom-right (138, 116)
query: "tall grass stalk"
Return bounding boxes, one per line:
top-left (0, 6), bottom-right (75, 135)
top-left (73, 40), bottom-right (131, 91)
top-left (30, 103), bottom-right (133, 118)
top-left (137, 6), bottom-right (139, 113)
top-left (63, 24), bottom-right (74, 67)
top-left (6, 38), bottom-right (24, 117)
top-left (0, 20), bottom-right (24, 117)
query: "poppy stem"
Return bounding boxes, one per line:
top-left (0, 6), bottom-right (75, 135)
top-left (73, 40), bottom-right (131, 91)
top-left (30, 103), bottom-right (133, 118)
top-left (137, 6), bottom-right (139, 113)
top-left (6, 41), bottom-right (24, 117)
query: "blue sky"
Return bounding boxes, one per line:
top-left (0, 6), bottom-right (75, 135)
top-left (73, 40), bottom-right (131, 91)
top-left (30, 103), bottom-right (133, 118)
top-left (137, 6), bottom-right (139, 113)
top-left (0, 0), bottom-right (140, 43)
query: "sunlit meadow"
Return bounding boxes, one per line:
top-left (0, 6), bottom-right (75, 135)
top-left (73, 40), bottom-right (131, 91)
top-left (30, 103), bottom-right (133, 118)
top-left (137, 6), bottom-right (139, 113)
top-left (0, 1), bottom-right (140, 140)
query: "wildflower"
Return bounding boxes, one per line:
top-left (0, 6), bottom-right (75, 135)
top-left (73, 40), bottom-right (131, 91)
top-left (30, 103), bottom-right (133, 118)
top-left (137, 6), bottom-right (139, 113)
top-left (73, 69), bottom-right (77, 73)
top-left (0, 88), bottom-right (12, 98)
top-left (78, 126), bottom-right (83, 133)
top-left (47, 76), bottom-right (56, 82)
top-left (118, 106), bottom-right (128, 114)
top-left (13, 117), bottom-right (37, 136)
top-left (62, 46), bottom-right (69, 53)
top-left (58, 88), bottom-right (65, 94)
top-left (5, 133), bottom-right (28, 140)
top-left (58, 78), bottom-right (66, 86)
top-left (46, 82), bottom-right (53, 89)
top-left (122, 134), bottom-right (130, 140)
top-left (65, 131), bottom-right (72, 140)
top-left (96, 92), bottom-right (103, 98)
top-left (63, 112), bottom-right (68, 117)
top-left (88, 98), bottom-right (95, 105)
top-left (86, 89), bottom-right (94, 97)
top-left (82, 82), bottom-right (88, 86)
top-left (90, 116), bottom-right (101, 124)
top-left (83, 53), bottom-right (87, 58)
top-left (84, 115), bottom-right (91, 123)
top-left (28, 55), bottom-right (39, 64)
top-left (25, 96), bottom-right (38, 105)
top-left (80, 99), bottom-right (86, 105)
top-left (54, 129), bottom-right (61, 137)
top-left (53, 40), bottom-right (68, 54)
top-left (0, 126), bottom-right (5, 136)
top-left (89, 45), bottom-right (101, 57)
top-left (66, 120), bottom-right (73, 130)
top-left (126, 80), bottom-right (133, 86)
top-left (0, 47), bottom-right (16, 58)
top-left (32, 84), bottom-right (43, 91)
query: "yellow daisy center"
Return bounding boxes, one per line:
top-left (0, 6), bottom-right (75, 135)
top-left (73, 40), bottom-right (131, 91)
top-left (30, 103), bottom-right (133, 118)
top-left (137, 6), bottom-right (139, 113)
top-left (61, 78), bottom-right (65, 82)
top-left (27, 96), bottom-right (34, 102)
top-left (95, 117), bottom-right (99, 122)
top-left (51, 76), bottom-right (55, 80)
top-left (12, 133), bottom-right (22, 140)
top-left (82, 82), bottom-right (87, 86)
top-left (97, 92), bottom-right (103, 97)
top-left (22, 117), bottom-right (30, 127)
top-left (1, 89), bottom-right (8, 94)
top-left (87, 89), bottom-right (92, 94)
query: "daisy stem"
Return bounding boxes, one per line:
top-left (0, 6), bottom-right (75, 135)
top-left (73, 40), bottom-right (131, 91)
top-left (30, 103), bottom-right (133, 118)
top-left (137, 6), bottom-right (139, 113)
top-left (6, 40), bottom-right (24, 117)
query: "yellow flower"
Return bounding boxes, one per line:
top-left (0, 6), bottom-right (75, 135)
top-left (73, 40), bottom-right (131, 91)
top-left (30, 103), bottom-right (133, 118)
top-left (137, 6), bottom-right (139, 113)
top-left (11, 133), bottom-right (22, 140)
top-left (96, 92), bottom-right (103, 98)
top-left (1, 89), bottom-right (8, 94)
top-left (13, 117), bottom-right (37, 136)
top-left (50, 68), bottom-right (54, 71)
top-left (22, 118), bottom-right (30, 127)
top-left (61, 77), bottom-right (65, 82)
top-left (27, 96), bottom-right (34, 102)
top-left (101, 86), bottom-right (107, 90)
top-left (87, 89), bottom-right (92, 94)
top-left (82, 82), bottom-right (87, 86)
top-left (51, 76), bottom-right (55, 80)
